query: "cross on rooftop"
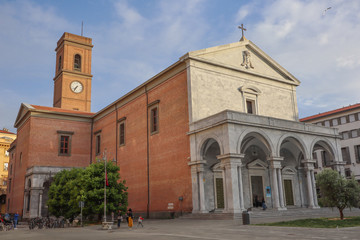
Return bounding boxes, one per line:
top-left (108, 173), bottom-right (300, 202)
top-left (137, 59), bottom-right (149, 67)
top-left (238, 24), bottom-right (247, 41)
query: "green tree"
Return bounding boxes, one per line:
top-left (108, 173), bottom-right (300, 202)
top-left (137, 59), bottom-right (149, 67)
top-left (47, 161), bottom-right (128, 221)
top-left (80, 161), bottom-right (128, 220)
top-left (47, 168), bottom-right (84, 219)
top-left (316, 169), bottom-right (360, 219)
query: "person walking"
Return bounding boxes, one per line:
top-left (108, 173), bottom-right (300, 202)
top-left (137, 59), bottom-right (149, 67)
top-left (117, 211), bottom-right (123, 229)
top-left (137, 216), bottom-right (144, 228)
top-left (127, 208), bottom-right (133, 229)
top-left (14, 212), bottom-right (19, 229)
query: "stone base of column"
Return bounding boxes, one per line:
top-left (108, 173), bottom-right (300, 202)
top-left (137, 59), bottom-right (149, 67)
top-left (308, 206), bottom-right (320, 209)
top-left (275, 207), bottom-right (287, 211)
top-left (192, 210), bottom-right (209, 214)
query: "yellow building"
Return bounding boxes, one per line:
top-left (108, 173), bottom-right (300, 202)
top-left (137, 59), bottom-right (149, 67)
top-left (0, 128), bottom-right (16, 214)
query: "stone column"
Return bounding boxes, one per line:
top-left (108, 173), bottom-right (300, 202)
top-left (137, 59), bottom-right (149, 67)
top-left (306, 169), bottom-right (314, 208)
top-left (277, 168), bottom-right (286, 209)
top-left (268, 157), bottom-right (284, 210)
top-left (302, 159), bottom-right (316, 208)
top-left (310, 170), bottom-right (319, 208)
top-left (237, 162), bottom-right (245, 211)
top-left (38, 191), bottom-right (43, 217)
top-left (218, 154), bottom-right (243, 214)
top-left (198, 169), bottom-right (207, 213)
top-left (188, 160), bottom-right (207, 213)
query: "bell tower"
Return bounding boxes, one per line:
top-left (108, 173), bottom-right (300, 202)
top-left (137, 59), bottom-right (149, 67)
top-left (53, 32), bottom-right (93, 112)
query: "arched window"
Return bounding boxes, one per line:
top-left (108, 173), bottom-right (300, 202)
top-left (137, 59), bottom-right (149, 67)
top-left (74, 54), bottom-right (81, 71)
top-left (58, 56), bottom-right (62, 71)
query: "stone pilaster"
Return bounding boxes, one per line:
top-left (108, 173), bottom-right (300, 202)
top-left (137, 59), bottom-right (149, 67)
top-left (188, 160), bottom-right (207, 213)
top-left (218, 153), bottom-right (244, 213)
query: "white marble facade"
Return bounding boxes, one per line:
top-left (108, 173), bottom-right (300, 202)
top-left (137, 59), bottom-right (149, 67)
top-left (184, 39), bottom-right (344, 214)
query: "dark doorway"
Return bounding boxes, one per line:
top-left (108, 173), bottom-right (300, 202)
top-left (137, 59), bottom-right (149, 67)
top-left (251, 176), bottom-right (264, 207)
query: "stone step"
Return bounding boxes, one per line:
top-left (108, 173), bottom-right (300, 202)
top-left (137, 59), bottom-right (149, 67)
top-left (179, 207), bottom-right (360, 220)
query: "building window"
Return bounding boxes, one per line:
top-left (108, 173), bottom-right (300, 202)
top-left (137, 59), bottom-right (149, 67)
top-left (19, 152), bottom-right (22, 166)
top-left (74, 54), bottom-right (81, 71)
top-left (354, 145), bottom-right (360, 163)
top-left (119, 121), bottom-right (125, 146)
top-left (342, 132), bottom-right (349, 140)
top-left (349, 114), bottom-right (355, 122)
top-left (95, 134), bottom-right (101, 155)
top-left (150, 107), bottom-right (159, 134)
top-left (340, 116), bottom-right (347, 124)
top-left (4, 162), bottom-right (8, 171)
top-left (324, 121), bottom-right (330, 127)
top-left (351, 130), bottom-right (358, 138)
top-left (312, 152), bottom-right (318, 169)
top-left (57, 131), bottom-right (74, 156)
top-left (332, 119), bottom-right (338, 126)
top-left (3, 180), bottom-right (7, 186)
top-left (345, 168), bottom-right (351, 178)
top-left (9, 164), bottom-right (12, 175)
top-left (58, 56), bottom-right (62, 71)
top-left (341, 147), bottom-right (351, 165)
top-left (246, 100), bottom-right (255, 114)
top-left (322, 151), bottom-right (330, 167)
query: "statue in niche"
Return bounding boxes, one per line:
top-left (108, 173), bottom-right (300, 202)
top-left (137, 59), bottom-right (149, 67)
top-left (241, 50), bottom-right (254, 69)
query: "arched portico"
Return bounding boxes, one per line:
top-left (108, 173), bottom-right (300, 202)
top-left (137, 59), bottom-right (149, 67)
top-left (188, 110), bottom-right (343, 216)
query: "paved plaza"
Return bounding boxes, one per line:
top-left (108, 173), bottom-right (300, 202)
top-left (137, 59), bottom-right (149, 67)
top-left (1, 211), bottom-right (360, 240)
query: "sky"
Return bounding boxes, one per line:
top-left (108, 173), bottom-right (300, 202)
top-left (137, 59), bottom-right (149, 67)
top-left (1, 0), bottom-right (359, 133)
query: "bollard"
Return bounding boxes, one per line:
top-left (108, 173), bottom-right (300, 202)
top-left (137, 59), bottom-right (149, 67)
top-left (242, 211), bottom-right (250, 225)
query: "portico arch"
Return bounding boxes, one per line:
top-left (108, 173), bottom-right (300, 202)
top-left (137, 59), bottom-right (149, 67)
top-left (310, 138), bottom-right (336, 169)
top-left (200, 138), bottom-right (223, 211)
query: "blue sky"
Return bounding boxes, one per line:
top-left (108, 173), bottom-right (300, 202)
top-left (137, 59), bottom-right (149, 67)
top-left (1, 0), bottom-right (359, 133)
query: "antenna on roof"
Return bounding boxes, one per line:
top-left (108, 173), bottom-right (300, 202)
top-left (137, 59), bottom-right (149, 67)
top-left (81, 21), bottom-right (84, 36)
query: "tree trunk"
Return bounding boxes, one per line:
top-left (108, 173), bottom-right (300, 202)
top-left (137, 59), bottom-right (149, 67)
top-left (338, 208), bottom-right (344, 220)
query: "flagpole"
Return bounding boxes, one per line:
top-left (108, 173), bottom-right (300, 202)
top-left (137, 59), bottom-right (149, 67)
top-left (104, 149), bottom-right (107, 222)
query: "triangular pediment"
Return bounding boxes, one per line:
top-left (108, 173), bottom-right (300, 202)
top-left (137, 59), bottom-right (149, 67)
top-left (282, 166), bottom-right (297, 175)
top-left (247, 159), bottom-right (268, 169)
top-left (182, 40), bottom-right (300, 85)
top-left (14, 103), bottom-right (34, 128)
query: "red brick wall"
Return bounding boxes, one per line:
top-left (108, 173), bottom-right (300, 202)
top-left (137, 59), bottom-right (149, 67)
top-left (7, 117), bottom-right (92, 215)
top-left (93, 70), bottom-right (192, 214)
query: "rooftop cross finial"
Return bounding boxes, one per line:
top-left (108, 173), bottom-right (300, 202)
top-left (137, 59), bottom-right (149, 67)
top-left (238, 24), bottom-right (247, 41)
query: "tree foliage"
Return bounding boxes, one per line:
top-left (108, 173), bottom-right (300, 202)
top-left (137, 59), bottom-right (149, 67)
top-left (48, 161), bottom-right (128, 220)
top-left (316, 169), bottom-right (360, 219)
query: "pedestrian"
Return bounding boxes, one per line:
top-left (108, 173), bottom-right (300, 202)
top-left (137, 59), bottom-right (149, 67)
top-left (137, 216), bottom-right (144, 228)
top-left (14, 212), bottom-right (19, 229)
top-left (117, 211), bottom-right (123, 229)
top-left (127, 208), bottom-right (133, 229)
top-left (262, 198), bottom-right (267, 211)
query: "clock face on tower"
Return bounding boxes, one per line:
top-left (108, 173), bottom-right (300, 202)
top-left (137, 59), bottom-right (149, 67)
top-left (70, 81), bottom-right (83, 93)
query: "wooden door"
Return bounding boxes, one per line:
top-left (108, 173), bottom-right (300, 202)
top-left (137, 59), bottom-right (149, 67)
top-left (284, 179), bottom-right (294, 206)
top-left (215, 178), bottom-right (224, 208)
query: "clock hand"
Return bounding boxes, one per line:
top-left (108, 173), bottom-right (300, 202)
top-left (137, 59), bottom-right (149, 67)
top-left (74, 86), bottom-right (78, 91)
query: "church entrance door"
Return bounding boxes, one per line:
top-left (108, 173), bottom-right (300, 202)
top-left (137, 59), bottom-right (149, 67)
top-left (215, 178), bottom-right (225, 209)
top-left (284, 179), bottom-right (294, 206)
top-left (251, 176), bottom-right (264, 207)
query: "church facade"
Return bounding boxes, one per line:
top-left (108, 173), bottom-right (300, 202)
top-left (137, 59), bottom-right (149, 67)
top-left (7, 32), bottom-right (344, 218)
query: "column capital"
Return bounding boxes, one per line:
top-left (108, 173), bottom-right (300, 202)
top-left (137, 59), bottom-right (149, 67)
top-left (301, 159), bottom-right (316, 170)
top-left (188, 160), bottom-right (206, 166)
top-left (267, 156), bottom-right (284, 162)
top-left (267, 156), bottom-right (283, 169)
top-left (217, 154), bottom-right (243, 168)
top-left (188, 160), bottom-right (206, 173)
top-left (217, 153), bottom-right (245, 160)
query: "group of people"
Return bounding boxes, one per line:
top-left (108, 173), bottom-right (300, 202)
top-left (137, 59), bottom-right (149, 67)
top-left (0, 212), bottom-right (19, 229)
top-left (117, 208), bottom-right (144, 229)
top-left (253, 196), bottom-right (267, 210)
